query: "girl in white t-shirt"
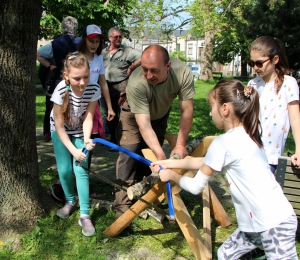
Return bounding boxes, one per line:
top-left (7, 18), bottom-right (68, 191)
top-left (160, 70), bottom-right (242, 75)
top-left (247, 36), bottom-right (300, 173)
top-left (77, 24), bottom-right (115, 140)
top-left (151, 79), bottom-right (298, 259)
top-left (50, 52), bottom-right (100, 237)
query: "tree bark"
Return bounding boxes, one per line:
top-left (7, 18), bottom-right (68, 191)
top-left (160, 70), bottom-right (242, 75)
top-left (0, 0), bottom-right (54, 246)
top-left (200, 28), bottom-right (217, 81)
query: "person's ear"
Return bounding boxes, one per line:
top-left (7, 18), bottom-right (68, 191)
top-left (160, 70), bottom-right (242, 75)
top-left (166, 60), bottom-right (171, 71)
top-left (272, 55), bottom-right (279, 65)
top-left (63, 71), bottom-right (69, 81)
top-left (222, 103), bottom-right (230, 117)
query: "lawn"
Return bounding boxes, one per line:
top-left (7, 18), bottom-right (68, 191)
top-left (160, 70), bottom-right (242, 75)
top-left (1, 79), bottom-right (298, 259)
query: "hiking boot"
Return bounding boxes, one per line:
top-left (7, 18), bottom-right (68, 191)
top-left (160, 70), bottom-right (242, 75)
top-left (78, 216), bottom-right (96, 236)
top-left (57, 201), bottom-right (77, 219)
top-left (50, 182), bottom-right (65, 203)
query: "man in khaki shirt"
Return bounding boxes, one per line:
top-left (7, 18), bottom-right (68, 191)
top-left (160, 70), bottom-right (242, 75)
top-left (102, 27), bottom-right (141, 145)
top-left (113, 45), bottom-right (195, 218)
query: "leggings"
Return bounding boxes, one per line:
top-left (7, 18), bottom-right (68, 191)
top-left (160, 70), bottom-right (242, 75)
top-left (217, 213), bottom-right (298, 260)
top-left (51, 131), bottom-right (90, 215)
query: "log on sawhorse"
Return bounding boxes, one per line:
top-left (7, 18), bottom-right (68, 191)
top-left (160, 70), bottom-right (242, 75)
top-left (165, 134), bottom-right (231, 228)
top-left (103, 134), bottom-right (231, 260)
top-left (103, 153), bottom-right (207, 259)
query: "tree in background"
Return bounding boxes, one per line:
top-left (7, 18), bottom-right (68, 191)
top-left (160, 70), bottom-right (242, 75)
top-left (213, 0), bottom-right (254, 77)
top-left (39, 0), bottom-right (136, 39)
top-left (125, 0), bottom-right (191, 44)
top-left (188, 0), bottom-right (241, 80)
top-left (170, 51), bottom-right (188, 62)
top-left (240, 0), bottom-right (300, 73)
top-left (0, 0), bottom-right (54, 246)
top-left (212, 0), bottom-right (300, 77)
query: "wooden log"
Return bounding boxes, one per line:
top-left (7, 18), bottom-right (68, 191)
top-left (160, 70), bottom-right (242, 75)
top-left (127, 173), bottom-right (160, 200)
top-left (202, 184), bottom-right (212, 259)
top-left (127, 136), bottom-right (206, 199)
top-left (204, 185), bottom-right (231, 227)
top-left (173, 192), bottom-right (208, 260)
top-left (103, 181), bottom-right (167, 237)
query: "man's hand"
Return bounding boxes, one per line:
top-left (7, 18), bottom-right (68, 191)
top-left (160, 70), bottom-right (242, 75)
top-left (170, 144), bottom-right (188, 159)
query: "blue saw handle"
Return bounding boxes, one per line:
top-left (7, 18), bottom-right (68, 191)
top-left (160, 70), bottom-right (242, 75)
top-left (91, 138), bottom-right (175, 219)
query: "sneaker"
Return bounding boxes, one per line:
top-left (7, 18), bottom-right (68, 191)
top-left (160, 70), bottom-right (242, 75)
top-left (57, 201), bottom-right (77, 219)
top-left (78, 216), bottom-right (96, 236)
top-left (50, 183), bottom-right (66, 203)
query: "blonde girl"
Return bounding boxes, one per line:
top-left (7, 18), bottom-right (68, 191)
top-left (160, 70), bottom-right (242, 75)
top-left (50, 52), bottom-right (100, 236)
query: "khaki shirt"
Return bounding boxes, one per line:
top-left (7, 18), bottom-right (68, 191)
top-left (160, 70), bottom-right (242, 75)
top-left (127, 58), bottom-right (195, 120)
top-left (102, 44), bottom-right (141, 83)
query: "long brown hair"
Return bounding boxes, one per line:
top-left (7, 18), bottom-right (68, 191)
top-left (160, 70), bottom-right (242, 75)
top-left (61, 52), bottom-right (89, 123)
top-left (208, 79), bottom-right (263, 148)
top-left (77, 36), bottom-right (104, 56)
top-left (249, 36), bottom-right (290, 93)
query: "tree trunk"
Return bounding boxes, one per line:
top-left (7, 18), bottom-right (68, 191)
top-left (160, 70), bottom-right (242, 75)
top-left (200, 28), bottom-right (217, 81)
top-left (240, 48), bottom-right (248, 77)
top-left (0, 0), bottom-right (54, 246)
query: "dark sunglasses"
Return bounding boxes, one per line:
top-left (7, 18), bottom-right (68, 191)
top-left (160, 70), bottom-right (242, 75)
top-left (110, 35), bottom-right (122, 39)
top-left (247, 58), bottom-right (271, 68)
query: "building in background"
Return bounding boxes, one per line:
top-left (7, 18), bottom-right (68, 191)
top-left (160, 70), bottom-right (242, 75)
top-left (38, 28), bottom-right (246, 77)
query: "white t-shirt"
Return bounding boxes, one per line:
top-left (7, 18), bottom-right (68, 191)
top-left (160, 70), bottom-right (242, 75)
top-left (89, 53), bottom-right (105, 85)
top-left (248, 75), bottom-right (299, 164)
top-left (50, 80), bottom-right (101, 137)
top-left (204, 126), bottom-right (294, 232)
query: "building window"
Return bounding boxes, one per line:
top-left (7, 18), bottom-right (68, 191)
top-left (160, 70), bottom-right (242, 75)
top-left (176, 43), bottom-right (180, 51)
top-left (188, 43), bottom-right (193, 55)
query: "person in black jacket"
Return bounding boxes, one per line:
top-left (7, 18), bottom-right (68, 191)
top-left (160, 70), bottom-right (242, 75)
top-left (37, 16), bottom-right (81, 142)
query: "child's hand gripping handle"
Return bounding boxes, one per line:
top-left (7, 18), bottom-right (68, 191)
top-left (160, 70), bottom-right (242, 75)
top-left (75, 148), bottom-right (88, 166)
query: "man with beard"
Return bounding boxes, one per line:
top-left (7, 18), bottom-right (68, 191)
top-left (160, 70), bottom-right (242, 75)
top-left (102, 27), bottom-right (141, 146)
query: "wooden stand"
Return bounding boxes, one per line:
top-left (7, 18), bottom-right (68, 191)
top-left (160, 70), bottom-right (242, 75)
top-left (103, 134), bottom-right (232, 260)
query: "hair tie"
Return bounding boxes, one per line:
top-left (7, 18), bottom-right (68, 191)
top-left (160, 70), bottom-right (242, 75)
top-left (244, 86), bottom-right (253, 99)
top-left (66, 86), bottom-right (71, 91)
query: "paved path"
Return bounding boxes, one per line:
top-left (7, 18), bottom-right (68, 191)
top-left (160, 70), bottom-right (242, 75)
top-left (36, 128), bottom-right (232, 206)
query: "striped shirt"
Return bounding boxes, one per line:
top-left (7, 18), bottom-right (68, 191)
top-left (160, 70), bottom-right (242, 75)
top-left (50, 81), bottom-right (101, 137)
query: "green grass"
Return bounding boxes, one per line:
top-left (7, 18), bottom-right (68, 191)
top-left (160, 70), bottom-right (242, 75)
top-left (3, 79), bottom-right (298, 259)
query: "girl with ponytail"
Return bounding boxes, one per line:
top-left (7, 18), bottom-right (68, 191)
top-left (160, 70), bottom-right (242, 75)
top-left (151, 79), bottom-right (298, 259)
